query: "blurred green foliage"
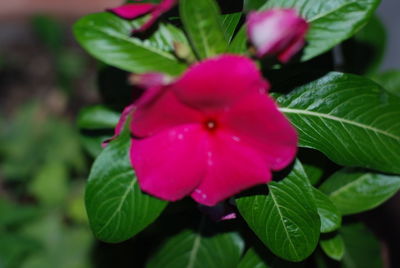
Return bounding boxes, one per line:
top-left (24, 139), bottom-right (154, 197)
top-left (0, 101), bottom-right (93, 268)
top-left (0, 15), bottom-right (94, 268)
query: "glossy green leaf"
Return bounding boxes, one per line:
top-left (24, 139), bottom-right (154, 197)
top-left (237, 161), bottom-right (320, 262)
top-left (371, 70), bottom-right (400, 97)
top-left (342, 15), bottom-right (386, 75)
top-left (74, 13), bottom-right (186, 75)
top-left (313, 188), bottom-right (341, 233)
top-left (228, 27), bottom-right (248, 54)
top-left (147, 221), bottom-right (244, 268)
top-left (320, 168), bottom-right (400, 215)
top-left (277, 72), bottom-right (400, 174)
top-left (320, 234), bottom-right (345, 261)
top-left (85, 129), bottom-right (167, 243)
top-left (221, 13), bottom-right (242, 43)
top-left (303, 163), bottom-right (323, 185)
top-left (180, 0), bottom-right (228, 59)
top-left (238, 248), bottom-right (270, 268)
top-left (260, 0), bottom-right (380, 61)
top-left (340, 223), bottom-right (383, 268)
top-left (77, 106), bottom-right (120, 130)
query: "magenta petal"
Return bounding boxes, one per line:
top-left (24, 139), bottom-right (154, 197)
top-left (131, 124), bottom-right (207, 202)
top-left (222, 93), bottom-right (297, 170)
top-left (131, 86), bottom-right (203, 137)
top-left (108, 4), bottom-right (156, 20)
top-left (191, 131), bottom-right (272, 206)
top-left (173, 55), bottom-right (269, 112)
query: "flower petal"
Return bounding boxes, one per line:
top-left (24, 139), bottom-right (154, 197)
top-left (191, 131), bottom-right (272, 206)
top-left (221, 92), bottom-right (297, 170)
top-left (131, 0), bottom-right (177, 33)
top-left (247, 9), bottom-right (308, 61)
top-left (173, 55), bottom-right (269, 112)
top-left (131, 86), bottom-right (203, 137)
top-left (108, 3), bottom-right (156, 20)
top-left (131, 125), bottom-right (207, 202)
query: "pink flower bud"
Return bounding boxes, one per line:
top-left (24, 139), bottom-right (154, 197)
top-left (247, 9), bottom-right (308, 62)
top-left (108, 0), bottom-right (177, 33)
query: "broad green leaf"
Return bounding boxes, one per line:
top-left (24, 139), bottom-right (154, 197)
top-left (180, 0), bottom-right (228, 59)
top-left (74, 13), bottom-right (186, 75)
top-left (313, 188), bottom-right (341, 233)
top-left (221, 13), bottom-right (242, 43)
top-left (236, 161), bottom-right (320, 262)
top-left (85, 129), bottom-right (167, 243)
top-left (228, 27), bottom-right (248, 54)
top-left (319, 168), bottom-right (400, 215)
top-left (320, 234), bottom-right (345, 261)
top-left (147, 221), bottom-right (244, 268)
top-left (340, 223), bottom-right (383, 268)
top-left (277, 72), bottom-right (400, 174)
top-left (303, 163), bottom-right (323, 185)
top-left (77, 106), bottom-right (120, 130)
top-left (238, 248), bottom-right (270, 268)
top-left (260, 0), bottom-right (380, 61)
top-left (371, 70), bottom-right (400, 97)
top-left (342, 15), bottom-right (386, 75)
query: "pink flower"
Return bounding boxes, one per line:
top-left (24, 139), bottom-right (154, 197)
top-left (126, 55), bottom-right (297, 206)
top-left (108, 0), bottom-right (177, 33)
top-left (247, 9), bottom-right (308, 62)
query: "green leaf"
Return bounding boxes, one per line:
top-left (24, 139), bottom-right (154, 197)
top-left (77, 106), bottom-right (120, 130)
top-left (85, 129), bottom-right (167, 243)
top-left (238, 248), bottom-right (270, 268)
top-left (277, 72), bottom-right (400, 174)
top-left (180, 0), bottom-right (228, 59)
top-left (227, 27), bottom-right (248, 54)
top-left (260, 0), bottom-right (380, 61)
top-left (340, 223), bottom-right (383, 268)
top-left (320, 234), bottom-right (345, 261)
top-left (74, 13), bottom-right (186, 75)
top-left (236, 161), bottom-right (320, 262)
top-left (320, 168), bottom-right (400, 215)
top-left (303, 163), bottom-right (323, 185)
top-left (342, 15), bottom-right (386, 75)
top-left (371, 70), bottom-right (400, 97)
top-left (147, 220), bottom-right (244, 268)
top-left (313, 188), bottom-right (341, 233)
top-left (221, 13), bottom-right (242, 43)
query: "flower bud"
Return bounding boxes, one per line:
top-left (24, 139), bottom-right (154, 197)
top-left (247, 9), bottom-right (308, 62)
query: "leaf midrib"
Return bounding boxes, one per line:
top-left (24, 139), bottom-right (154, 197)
top-left (97, 176), bottom-right (137, 235)
top-left (269, 187), bottom-right (300, 260)
top-left (328, 174), bottom-right (370, 198)
top-left (279, 108), bottom-right (400, 141)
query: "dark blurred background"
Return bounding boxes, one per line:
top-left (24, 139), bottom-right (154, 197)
top-left (0, 0), bottom-right (398, 268)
